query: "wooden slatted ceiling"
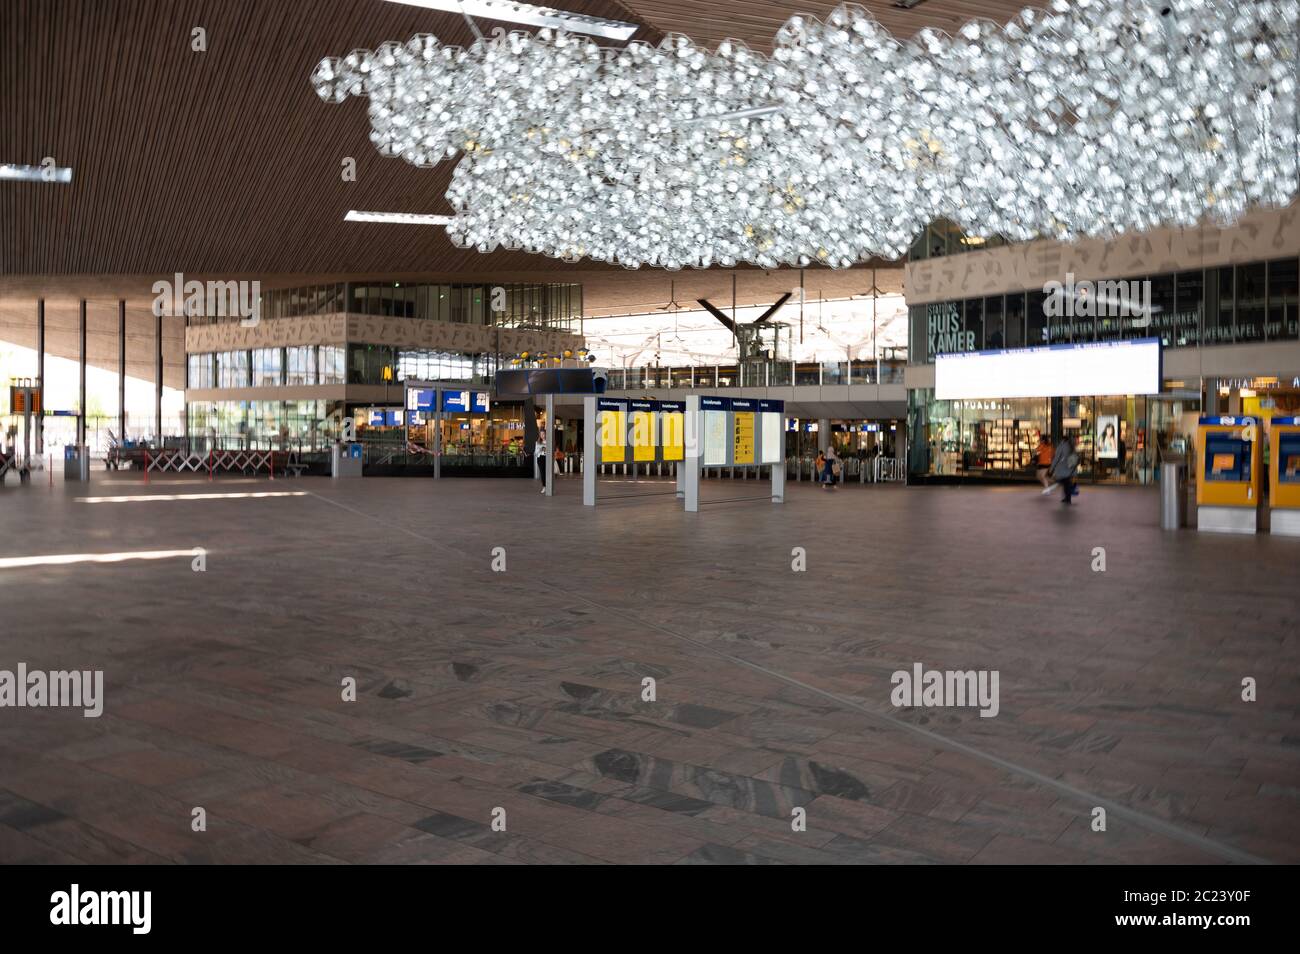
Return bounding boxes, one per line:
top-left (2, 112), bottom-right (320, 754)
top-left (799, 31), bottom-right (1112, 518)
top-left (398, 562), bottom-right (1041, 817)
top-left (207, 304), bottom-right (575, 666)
top-left (0, 0), bottom-right (658, 276)
top-left (0, 0), bottom-right (1019, 280)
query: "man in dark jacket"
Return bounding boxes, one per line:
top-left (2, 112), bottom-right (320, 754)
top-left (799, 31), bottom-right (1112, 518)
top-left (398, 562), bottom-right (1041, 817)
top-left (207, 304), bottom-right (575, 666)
top-left (1050, 434), bottom-right (1080, 504)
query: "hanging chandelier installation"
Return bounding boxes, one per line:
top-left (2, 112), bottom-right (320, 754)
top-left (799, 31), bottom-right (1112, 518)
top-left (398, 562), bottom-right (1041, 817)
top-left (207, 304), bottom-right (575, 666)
top-left (312, 0), bottom-right (1299, 269)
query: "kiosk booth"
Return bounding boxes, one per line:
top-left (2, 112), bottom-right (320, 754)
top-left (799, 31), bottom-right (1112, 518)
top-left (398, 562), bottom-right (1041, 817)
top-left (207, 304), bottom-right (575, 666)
top-left (1196, 415), bottom-right (1261, 534)
top-left (1269, 416), bottom-right (1300, 537)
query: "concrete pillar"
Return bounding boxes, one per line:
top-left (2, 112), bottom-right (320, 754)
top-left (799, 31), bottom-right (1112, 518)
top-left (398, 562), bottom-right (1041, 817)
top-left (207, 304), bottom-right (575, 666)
top-left (118, 301), bottom-right (126, 443)
top-left (77, 300), bottom-right (87, 448)
top-left (155, 308), bottom-right (164, 444)
top-left (818, 418), bottom-right (830, 453)
top-left (35, 299), bottom-right (44, 455)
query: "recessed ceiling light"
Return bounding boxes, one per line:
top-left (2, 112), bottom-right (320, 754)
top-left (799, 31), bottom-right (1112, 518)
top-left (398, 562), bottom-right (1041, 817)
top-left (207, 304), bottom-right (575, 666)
top-left (0, 162), bottom-right (73, 184)
top-left (381, 0), bottom-right (638, 42)
top-left (345, 210), bottom-right (456, 225)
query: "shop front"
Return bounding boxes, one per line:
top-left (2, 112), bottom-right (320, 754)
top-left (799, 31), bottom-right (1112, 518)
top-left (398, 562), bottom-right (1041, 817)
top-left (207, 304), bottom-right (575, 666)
top-left (908, 389), bottom-right (1201, 485)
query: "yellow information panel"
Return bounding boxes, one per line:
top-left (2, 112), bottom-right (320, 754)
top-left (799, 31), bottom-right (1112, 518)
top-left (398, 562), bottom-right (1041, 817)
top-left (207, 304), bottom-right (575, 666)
top-left (598, 405), bottom-right (626, 463)
top-left (733, 409), bottom-right (755, 465)
top-left (661, 403), bottom-right (684, 462)
top-left (630, 403), bottom-right (656, 462)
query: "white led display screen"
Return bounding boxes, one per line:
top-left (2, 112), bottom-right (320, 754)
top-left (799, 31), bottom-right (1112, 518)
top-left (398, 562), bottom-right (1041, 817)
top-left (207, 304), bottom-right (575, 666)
top-left (935, 338), bottom-right (1161, 400)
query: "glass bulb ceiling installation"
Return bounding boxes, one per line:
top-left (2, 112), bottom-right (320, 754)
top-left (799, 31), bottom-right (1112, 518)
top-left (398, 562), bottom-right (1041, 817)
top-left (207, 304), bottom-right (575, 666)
top-left (313, 0), bottom-right (1300, 270)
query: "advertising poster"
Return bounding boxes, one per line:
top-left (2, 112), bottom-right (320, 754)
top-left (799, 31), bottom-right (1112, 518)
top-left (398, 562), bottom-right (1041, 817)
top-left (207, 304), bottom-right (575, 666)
top-left (1097, 414), bottom-right (1119, 459)
top-left (733, 410), bottom-right (755, 464)
top-left (630, 402), bottom-right (656, 462)
top-left (661, 403), bottom-right (684, 461)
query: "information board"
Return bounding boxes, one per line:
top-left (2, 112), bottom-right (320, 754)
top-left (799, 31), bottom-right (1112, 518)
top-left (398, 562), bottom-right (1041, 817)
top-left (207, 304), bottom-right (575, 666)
top-left (407, 388), bottom-right (435, 411)
top-left (597, 398), bottom-right (627, 463)
top-left (701, 396), bottom-right (729, 466)
top-left (630, 400), bottom-right (657, 462)
top-left (661, 401), bottom-right (684, 462)
top-left (760, 400), bottom-right (784, 464)
top-left (731, 399), bottom-right (755, 465)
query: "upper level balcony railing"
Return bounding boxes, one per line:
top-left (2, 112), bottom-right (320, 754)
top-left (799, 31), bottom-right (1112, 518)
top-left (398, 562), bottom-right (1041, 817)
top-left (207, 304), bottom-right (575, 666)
top-left (604, 359), bottom-right (906, 392)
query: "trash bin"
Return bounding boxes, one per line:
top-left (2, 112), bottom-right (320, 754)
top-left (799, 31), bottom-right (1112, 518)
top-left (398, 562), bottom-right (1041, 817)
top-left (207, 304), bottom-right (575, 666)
top-left (1160, 461), bottom-right (1187, 529)
top-left (63, 444), bottom-right (89, 482)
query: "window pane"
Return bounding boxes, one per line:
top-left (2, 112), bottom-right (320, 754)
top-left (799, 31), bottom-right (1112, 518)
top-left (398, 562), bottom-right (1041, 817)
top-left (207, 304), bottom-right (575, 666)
top-left (1173, 270), bottom-right (1203, 346)
top-left (984, 296), bottom-right (1004, 349)
top-left (963, 297), bottom-right (983, 351)
top-left (1236, 263), bottom-right (1265, 342)
top-left (1267, 257), bottom-right (1298, 340)
top-left (1005, 292), bottom-right (1025, 348)
top-left (1147, 274), bottom-right (1174, 344)
top-left (1026, 290), bottom-right (1048, 347)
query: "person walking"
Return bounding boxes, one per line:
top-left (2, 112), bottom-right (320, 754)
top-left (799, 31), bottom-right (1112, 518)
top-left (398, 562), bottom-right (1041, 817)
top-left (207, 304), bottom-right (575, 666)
top-left (823, 446), bottom-right (840, 490)
top-left (534, 435), bottom-right (548, 492)
top-left (1035, 434), bottom-right (1055, 493)
top-left (1050, 433), bottom-right (1080, 504)
top-left (814, 450), bottom-right (826, 484)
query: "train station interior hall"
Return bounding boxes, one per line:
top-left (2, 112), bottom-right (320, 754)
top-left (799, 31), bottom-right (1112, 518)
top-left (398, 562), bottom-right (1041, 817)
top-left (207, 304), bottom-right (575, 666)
top-left (1, 0), bottom-right (1298, 866)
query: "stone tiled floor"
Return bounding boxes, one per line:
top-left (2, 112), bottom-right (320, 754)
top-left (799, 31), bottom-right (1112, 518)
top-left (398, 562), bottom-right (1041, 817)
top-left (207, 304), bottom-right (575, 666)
top-left (0, 472), bottom-right (1297, 864)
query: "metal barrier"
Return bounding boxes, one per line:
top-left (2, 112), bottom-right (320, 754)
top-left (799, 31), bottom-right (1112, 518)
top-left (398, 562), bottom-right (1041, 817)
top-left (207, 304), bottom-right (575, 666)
top-left (145, 449), bottom-right (303, 477)
top-left (874, 457), bottom-right (904, 482)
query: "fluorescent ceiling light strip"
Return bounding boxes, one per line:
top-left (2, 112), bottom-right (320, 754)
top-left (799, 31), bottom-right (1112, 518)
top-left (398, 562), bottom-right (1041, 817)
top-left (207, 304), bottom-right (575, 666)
top-left (0, 162), bottom-right (73, 184)
top-left (76, 492), bottom-right (309, 503)
top-left (345, 210), bottom-right (455, 225)
top-left (0, 549), bottom-right (196, 569)
top-left (382, 0), bottom-right (638, 42)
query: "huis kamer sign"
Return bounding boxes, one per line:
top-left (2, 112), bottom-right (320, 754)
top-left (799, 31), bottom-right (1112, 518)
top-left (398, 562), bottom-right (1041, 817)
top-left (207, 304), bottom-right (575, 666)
top-left (927, 303), bottom-right (974, 357)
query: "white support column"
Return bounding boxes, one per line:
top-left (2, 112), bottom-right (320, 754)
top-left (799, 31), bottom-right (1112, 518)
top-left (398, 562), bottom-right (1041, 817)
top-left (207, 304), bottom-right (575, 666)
top-left (771, 457), bottom-right (785, 504)
top-left (544, 393), bottom-right (555, 496)
top-left (684, 395), bottom-right (701, 512)
top-left (583, 395), bottom-right (597, 506)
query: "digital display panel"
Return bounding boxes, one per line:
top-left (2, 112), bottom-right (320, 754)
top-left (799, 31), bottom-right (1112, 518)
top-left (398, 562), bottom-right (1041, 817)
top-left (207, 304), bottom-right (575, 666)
top-left (1204, 434), bottom-right (1250, 482)
top-left (441, 390), bottom-right (471, 412)
top-left (936, 338), bottom-right (1161, 400)
top-left (407, 388), bottom-right (435, 410)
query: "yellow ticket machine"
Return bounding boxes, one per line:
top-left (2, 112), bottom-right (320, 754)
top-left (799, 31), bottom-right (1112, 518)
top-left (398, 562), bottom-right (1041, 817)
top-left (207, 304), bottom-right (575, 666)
top-left (1269, 416), bottom-right (1300, 537)
top-left (1196, 416), bottom-right (1261, 533)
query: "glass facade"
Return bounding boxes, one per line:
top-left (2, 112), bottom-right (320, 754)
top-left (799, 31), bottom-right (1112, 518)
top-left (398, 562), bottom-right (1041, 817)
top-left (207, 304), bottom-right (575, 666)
top-left (252, 348), bottom-right (282, 387)
top-left (908, 219), bottom-right (1009, 261)
top-left (910, 256), bottom-right (1300, 364)
top-left (186, 399), bottom-right (338, 450)
top-left (187, 345), bottom-right (493, 389)
top-left (183, 281), bottom-right (581, 332)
